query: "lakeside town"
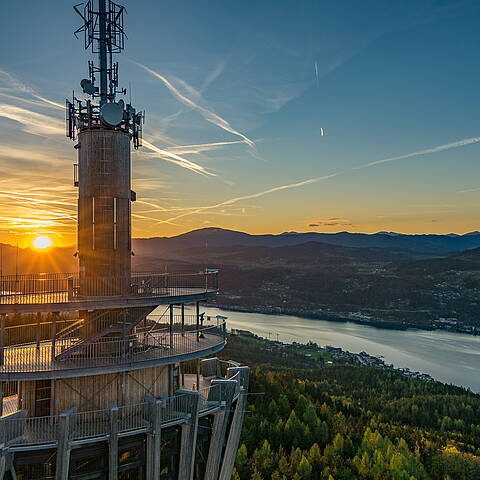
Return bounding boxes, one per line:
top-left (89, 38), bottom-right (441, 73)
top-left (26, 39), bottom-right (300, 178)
top-left (231, 328), bottom-right (435, 383)
top-left (216, 301), bottom-right (480, 336)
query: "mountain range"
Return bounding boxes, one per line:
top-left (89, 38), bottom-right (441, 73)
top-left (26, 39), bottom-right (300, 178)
top-left (133, 227), bottom-right (480, 258)
top-left (2, 227), bottom-right (480, 275)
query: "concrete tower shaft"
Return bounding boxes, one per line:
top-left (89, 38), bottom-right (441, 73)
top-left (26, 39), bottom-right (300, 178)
top-left (77, 129), bottom-right (132, 285)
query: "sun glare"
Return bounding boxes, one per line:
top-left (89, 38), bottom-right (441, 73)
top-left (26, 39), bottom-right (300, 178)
top-left (33, 236), bottom-right (53, 250)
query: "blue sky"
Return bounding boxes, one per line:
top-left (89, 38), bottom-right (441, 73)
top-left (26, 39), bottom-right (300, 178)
top-left (0, 0), bottom-right (479, 246)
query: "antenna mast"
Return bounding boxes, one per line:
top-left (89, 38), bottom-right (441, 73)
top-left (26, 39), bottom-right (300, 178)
top-left (67, 0), bottom-right (143, 147)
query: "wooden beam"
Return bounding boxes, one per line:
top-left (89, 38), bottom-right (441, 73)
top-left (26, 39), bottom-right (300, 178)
top-left (55, 406), bottom-right (76, 480)
top-left (219, 367), bottom-right (250, 480)
top-left (145, 397), bottom-right (162, 480)
top-left (177, 390), bottom-right (201, 480)
top-left (203, 380), bottom-right (237, 480)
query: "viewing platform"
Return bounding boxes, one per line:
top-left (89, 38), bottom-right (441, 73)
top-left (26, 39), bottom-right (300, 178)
top-left (0, 271), bottom-right (218, 314)
top-left (0, 361), bottom-right (248, 450)
top-left (0, 316), bottom-right (226, 380)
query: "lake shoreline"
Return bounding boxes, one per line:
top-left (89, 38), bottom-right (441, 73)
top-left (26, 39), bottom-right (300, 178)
top-left (207, 302), bottom-right (477, 336)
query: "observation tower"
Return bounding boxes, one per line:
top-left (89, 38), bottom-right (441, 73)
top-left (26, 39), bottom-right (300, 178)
top-left (0, 2), bottom-right (248, 479)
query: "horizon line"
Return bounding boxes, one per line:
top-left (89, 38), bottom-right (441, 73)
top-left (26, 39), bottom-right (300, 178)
top-left (1, 226), bottom-right (479, 249)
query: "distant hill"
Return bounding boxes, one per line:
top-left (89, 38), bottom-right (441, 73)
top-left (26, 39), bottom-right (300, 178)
top-left (3, 228), bottom-right (480, 275)
top-left (133, 227), bottom-right (480, 258)
top-left (144, 241), bottom-right (411, 266)
top-left (393, 246), bottom-right (480, 276)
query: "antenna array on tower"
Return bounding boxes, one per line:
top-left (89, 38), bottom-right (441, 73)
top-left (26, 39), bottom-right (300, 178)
top-left (66, 0), bottom-right (143, 148)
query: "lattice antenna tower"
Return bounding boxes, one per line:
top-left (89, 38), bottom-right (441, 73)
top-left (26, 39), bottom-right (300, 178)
top-left (66, 0), bottom-right (144, 147)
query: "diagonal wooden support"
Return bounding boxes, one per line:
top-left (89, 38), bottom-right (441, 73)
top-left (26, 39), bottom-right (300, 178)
top-left (203, 379), bottom-right (238, 480)
top-left (219, 367), bottom-right (250, 480)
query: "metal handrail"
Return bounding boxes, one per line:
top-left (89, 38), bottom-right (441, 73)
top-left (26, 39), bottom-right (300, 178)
top-left (0, 322), bottom-right (227, 375)
top-left (3, 314), bottom-right (213, 347)
top-left (0, 370), bottom-right (242, 447)
top-left (0, 271), bottom-right (219, 306)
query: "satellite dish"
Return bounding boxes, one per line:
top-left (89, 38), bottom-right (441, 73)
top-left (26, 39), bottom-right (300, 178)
top-left (80, 79), bottom-right (96, 96)
top-left (100, 100), bottom-right (124, 126)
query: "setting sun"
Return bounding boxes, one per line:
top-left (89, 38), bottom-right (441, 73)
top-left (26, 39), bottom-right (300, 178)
top-left (33, 236), bottom-right (53, 250)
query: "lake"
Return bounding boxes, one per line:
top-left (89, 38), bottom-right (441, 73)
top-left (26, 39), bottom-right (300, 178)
top-left (198, 307), bottom-right (480, 393)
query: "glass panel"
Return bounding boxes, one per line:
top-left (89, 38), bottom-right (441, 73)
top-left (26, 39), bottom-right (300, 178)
top-left (14, 449), bottom-right (56, 480)
top-left (160, 427), bottom-right (181, 480)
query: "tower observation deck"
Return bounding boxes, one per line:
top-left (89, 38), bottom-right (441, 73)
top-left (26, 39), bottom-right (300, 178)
top-left (0, 2), bottom-right (248, 479)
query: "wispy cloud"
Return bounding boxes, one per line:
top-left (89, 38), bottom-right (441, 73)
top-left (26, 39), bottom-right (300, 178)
top-left (458, 186), bottom-right (480, 194)
top-left (158, 173), bottom-right (339, 224)
top-left (135, 62), bottom-right (256, 149)
top-left (142, 139), bottom-right (217, 176)
top-left (0, 69), bottom-right (64, 111)
top-left (0, 104), bottom-right (64, 136)
top-left (201, 60), bottom-right (226, 91)
top-left (153, 134), bottom-right (480, 228)
top-left (359, 137), bottom-right (480, 169)
top-left (166, 140), bottom-right (245, 155)
top-left (308, 217), bottom-right (355, 228)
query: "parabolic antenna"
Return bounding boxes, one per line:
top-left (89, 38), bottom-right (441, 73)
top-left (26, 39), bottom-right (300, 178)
top-left (80, 78), bottom-right (96, 96)
top-left (100, 100), bottom-right (124, 126)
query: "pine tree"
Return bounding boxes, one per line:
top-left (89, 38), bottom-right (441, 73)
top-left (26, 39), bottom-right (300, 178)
top-left (296, 455), bottom-right (312, 479)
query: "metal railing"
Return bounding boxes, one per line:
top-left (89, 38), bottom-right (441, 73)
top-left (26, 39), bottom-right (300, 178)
top-left (5, 319), bottom-right (78, 347)
top-left (0, 369), bottom-right (243, 448)
top-left (0, 271), bottom-right (218, 306)
top-left (0, 321), bottom-right (227, 375)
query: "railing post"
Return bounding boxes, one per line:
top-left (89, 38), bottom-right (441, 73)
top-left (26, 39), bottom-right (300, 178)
top-left (145, 397), bottom-right (162, 480)
top-left (169, 304), bottom-right (174, 348)
top-left (55, 406), bottom-right (76, 480)
top-left (181, 303), bottom-right (185, 337)
top-left (108, 403), bottom-right (119, 480)
top-left (36, 312), bottom-right (41, 351)
top-left (51, 312), bottom-right (58, 363)
top-left (0, 314), bottom-right (5, 366)
top-left (196, 358), bottom-right (200, 392)
top-left (196, 301), bottom-right (200, 342)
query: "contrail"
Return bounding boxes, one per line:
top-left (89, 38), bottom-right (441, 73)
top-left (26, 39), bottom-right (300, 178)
top-left (0, 104), bottom-right (64, 136)
top-left (135, 62), bottom-right (256, 149)
top-left (155, 135), bottom-right (480, 225)
top-left (0, 69), bottom-right (64, 110)
top-left (360, 137), bottom-right (480, 168)
top-left (458, 186), bottom-right (480, 194)
top-left (142, 139), bottom-right (216, 177)
top-left (158, 173), bottom-right (339, 224)
top-left (167, 140), bottom-right (245, 155)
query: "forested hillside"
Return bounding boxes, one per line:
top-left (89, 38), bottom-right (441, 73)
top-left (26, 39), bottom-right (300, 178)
top-left (221, 335), bottom-right (480, 479)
